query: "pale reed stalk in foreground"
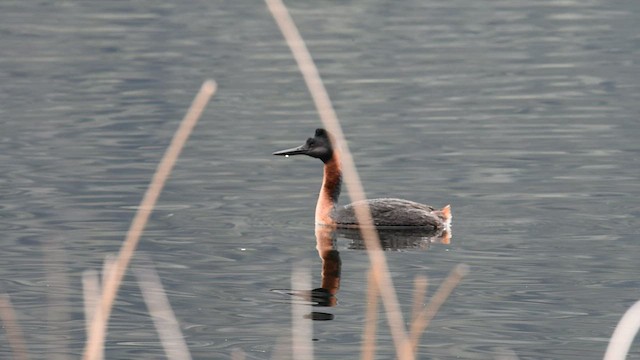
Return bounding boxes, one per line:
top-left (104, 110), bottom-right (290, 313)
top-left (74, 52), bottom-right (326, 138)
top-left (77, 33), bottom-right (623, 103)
top-left (361, 269), bottom-right (380, 360)
top-left (82, 270), bottom-right (102, 360)
top-left (43, 237), bottom-right (72, 360)
top-left (83, 255), bottom-right (117, 360)
top-left (270, 336), bottom-right (292, 360)
top-left (231, 348), bottom-right (247, 360)
top-left (264, 1), bottom-right (413, 358)
top-left (101, 255), bottom-right (116, 288)
top-left (603, 299), bottom-right (640, 360)
top-left (0, 294), bottom-right (29, 360)
top-left (409, 264), bottom-right (468, 353)
top-left (135, 265), bottom-right (192, 360)
top-left (83, 80), bottom-right (217, 360)
top-left (291, 265), bottom-right (314, 360)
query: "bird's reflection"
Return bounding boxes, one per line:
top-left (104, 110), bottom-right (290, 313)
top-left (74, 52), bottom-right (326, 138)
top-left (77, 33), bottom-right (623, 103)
top-left (315, 225), bottom-right (341, 302)
top-left (339, 226), bottom-right (451, 251)
top-left (272, 225), bottom-right (451, 321)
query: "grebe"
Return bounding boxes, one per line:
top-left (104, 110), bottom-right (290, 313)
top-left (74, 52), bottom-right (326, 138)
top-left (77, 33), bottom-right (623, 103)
top-left (273, 129), bottom-right (452, 230)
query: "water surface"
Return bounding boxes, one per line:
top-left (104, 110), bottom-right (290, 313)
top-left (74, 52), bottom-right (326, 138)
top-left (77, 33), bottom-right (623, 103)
top-left (0, 0), bottom-right (639, 359)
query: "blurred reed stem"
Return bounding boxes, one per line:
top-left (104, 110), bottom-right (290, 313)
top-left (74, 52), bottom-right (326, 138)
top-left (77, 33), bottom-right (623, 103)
top-left (0, 294), bottom-right (30, 360)
top-left (603, 299), bottom-right (640, 360)
top-left (82, 80), bottom-right (216, 360)
top-left (409, 264), bottom-right (468, 353)
top-left (361, 269), bottom-right (380, 360)
top-left (135, 264), bottom-right (192, 360)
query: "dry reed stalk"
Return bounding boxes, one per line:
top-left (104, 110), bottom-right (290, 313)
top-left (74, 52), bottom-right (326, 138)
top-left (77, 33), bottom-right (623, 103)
top-left (43, 237), bottom-right (72, 360)
top-left (231, 348), bottom-right (247, 360)
top-left (85, 255), bottom-right (119, 360)
top-left (134, 265), bottom-right (192, 360)
top-left (270, 336), bottom-right (291, 360)
top-left (101, 255), bottom-right (116, 288)
top-left (409, 264), bottom-right (468, 353)
top-left (411, 275), bottom-right (429, 324)
top-left (81, 270), bottom-right (102, 360)
top-left (361, 269), bottom-right (380, 360)
top-left (291, 265), bottom-right (314, 360)
top-left (603, 299), bottom-right (640, 360)
top-left (82, 80), bottom-right (217, 360)
top-left (264, 1), bottom-right (413, 358)
top-left (0, 294), bottom-right (30, 360)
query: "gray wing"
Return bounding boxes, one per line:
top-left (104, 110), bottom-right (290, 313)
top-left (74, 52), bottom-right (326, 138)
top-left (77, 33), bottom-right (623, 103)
top-left (335, 198), bottom-right (440, 228)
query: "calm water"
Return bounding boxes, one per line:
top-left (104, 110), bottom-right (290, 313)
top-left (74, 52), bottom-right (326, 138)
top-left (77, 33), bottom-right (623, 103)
top-left (1, 1), bottom-right (639, 359)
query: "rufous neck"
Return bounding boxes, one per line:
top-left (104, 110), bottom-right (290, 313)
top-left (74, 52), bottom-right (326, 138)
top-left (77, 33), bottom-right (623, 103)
top-left (315, 154), bottom-right (342, 226)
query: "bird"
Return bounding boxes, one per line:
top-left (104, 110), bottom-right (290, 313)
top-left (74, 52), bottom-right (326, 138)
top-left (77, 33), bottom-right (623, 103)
top-left (273, 128), bottom-right (451, 230)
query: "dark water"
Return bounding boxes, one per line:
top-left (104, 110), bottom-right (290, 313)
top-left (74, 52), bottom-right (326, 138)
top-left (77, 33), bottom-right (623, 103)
top-left (1, 1), bottom-right (639, 359)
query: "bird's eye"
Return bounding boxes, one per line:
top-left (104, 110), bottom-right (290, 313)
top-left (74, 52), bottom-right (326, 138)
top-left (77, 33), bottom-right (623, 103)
top-left (307, 139), bottom-right (316, 146)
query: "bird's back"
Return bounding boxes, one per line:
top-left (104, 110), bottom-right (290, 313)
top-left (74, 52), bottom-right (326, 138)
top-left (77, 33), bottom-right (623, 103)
top-left (335, 198), bottom-right (447, 229)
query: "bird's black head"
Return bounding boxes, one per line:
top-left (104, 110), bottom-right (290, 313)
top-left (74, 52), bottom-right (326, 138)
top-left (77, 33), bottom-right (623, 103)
top-left (273, 128), bottom-right (334, 163)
